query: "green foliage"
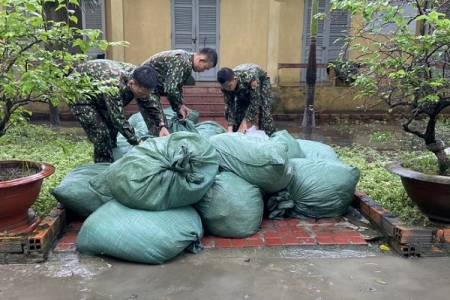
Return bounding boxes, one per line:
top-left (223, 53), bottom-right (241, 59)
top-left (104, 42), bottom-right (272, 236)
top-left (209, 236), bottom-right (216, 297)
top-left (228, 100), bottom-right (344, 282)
top-left (335, 145), bottom-right (430, 226)
top-left (0, 124), bottom-right (92, 217)
top-left (0, 0), bottom-right (127, 136)
top-left (330, 0), bottom-right (450, 173)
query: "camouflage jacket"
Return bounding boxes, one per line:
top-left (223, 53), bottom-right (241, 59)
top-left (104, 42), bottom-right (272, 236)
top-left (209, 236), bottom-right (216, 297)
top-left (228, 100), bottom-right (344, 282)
top-left (141, 50), bottom-right (194, 111)
top-left (221, 63), bottom-right (269, 126)
top-left (72, 59), bottom-right (164, 145)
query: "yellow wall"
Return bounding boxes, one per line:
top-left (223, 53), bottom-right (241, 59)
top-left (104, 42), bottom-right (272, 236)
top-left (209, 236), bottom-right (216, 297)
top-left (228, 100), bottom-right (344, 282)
top-left (278, 0), bottom-right (304, 84)
top-left (219, 0), bottom-right (270, 69)
top-left (105, 0), bottom-right (171, 65)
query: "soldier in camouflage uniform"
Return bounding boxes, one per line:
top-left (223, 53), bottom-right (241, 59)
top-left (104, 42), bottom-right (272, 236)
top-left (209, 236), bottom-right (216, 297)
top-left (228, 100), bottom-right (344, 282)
top-left (69, 59), bottom-right (167, 163)
top-left (216, 63), bottom-right (277, 136)
top-left (141, 48), bottom-right (218, 121)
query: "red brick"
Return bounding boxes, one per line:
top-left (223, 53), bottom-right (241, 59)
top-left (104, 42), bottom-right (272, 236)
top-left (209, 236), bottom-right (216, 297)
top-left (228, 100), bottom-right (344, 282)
top-left (247, 232), bottom-right (261, 240)
top-left (260, 220), bottom-right (273, 227)
top-left (290, 230), bottom-right (312, 238)
top-left (201, 236), bottom-right (211, 248)
top-left (314, 231), bottom-right (334, 238)
top-left (231, 239), bottom-right (248, 248)
top-left (299, 219), bottom-right (318, 225)
top-left (347, 237), bottom-right (368, 245)
top-left (310, 225), bottom-right (323, 231)
top-left (66, 221), bottom-right (83, 231)
top-left (261, 227), bottom-right (277, 233)
top-left (332, 236), bottom-right (351, 245)
top-left (317, 217), bottom-right (342, 224)
top-left (263, 232), bottom-right (284, 239)
top-left (322, 225), bottom-right (342, 232)
top-left (277, 226), bottom-right (293, 233)
top-left (62, 231), bottom-right (79, 239)
top-left (338, 230), bottom-right (363, 238)
top-left (214, 238), bottom-right (232, 248)
top-left (285, 218), bottom-right (301, 226)
top-left (54, 242), bottom-right (76, 252)
top-left (298, 238), bottom-right (317, 245)
top-left (265, 237), bottom-right (284, 246)
top-left (247, 239), bottom-right (265, 247)
top-left (283, 236), bottom-right (302, 245)
top-left (316, 236), bottom-right (335, 245)
top-left (59, 236), bottom-right (77, 244)
top-left (273, 220), bottom-right (289, 227)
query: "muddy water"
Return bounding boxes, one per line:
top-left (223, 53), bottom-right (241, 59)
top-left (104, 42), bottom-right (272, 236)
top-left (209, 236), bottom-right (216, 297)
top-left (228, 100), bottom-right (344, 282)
top-left (38, 118), bottom-right (425, 151)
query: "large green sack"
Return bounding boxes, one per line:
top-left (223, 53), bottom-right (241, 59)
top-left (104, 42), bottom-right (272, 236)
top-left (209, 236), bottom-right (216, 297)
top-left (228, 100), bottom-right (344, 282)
top-left (163, 107), bottom-right (200, 124)
top-left (50, 163), bottom-right (111, 217)
top-left (286, 158), bottom-right (360, 219)
top-left (167, 116), bottom-right (199, 134)
top-left (128, 109), bottom-right (199, 128)
top-left (209, 133), bottom-right (293, 194)
top-left (270, 130), bottom-right (304, 159)
top-left (194, 120), bottom-right (226, 139)
top-left (76, 200), bottom-right (204, 264)
top-left (194, 172), bottom-right (263, 238)
top-left (296, 139), bottom-right (339, 161)
top-left (115, 118), bottom-right (153, 160)
top-left (91, 132), bottom-right (219, 211)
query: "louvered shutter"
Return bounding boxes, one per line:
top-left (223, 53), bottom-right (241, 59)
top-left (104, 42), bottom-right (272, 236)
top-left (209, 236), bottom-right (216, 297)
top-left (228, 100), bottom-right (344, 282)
top-left (173, 0), bottom-right (195, 52)
top-left (301, 0), bottom-right (349, 82)
top-left (172, 0), bottom-right (219, 81)
top-left (197, 0), bottom-right (219, 81)
top-left (82, 0), bottom-right (106, 59)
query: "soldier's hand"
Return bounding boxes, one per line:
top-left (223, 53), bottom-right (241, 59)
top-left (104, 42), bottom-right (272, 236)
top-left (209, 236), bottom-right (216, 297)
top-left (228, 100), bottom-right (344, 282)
top-left (177, 105), bottom-right (190, 121)
top-left (159, 127), bottom-right (170, 137)
top-left (238, 120), bottom-right (249, 133)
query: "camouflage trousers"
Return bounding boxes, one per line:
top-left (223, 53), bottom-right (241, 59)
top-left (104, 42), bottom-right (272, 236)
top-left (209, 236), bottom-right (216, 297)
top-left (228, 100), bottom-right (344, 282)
top-left (230, 78), bottom-right (277, 136)
top-left (69, 104), bottom-right (118, 163)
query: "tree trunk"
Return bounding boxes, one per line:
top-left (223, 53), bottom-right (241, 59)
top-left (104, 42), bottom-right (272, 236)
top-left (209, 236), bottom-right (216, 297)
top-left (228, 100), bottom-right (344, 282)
top-left (302, 0), bottom-right (318, 129)
top-left (48, 102), bottom-right (61, 128)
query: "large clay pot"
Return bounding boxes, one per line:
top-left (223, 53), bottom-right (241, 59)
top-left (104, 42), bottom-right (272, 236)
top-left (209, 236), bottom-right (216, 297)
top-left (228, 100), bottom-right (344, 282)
top-left (385, 161), bottom-right (450, 223)
top-left (0, 160), bottom-right (55, 234)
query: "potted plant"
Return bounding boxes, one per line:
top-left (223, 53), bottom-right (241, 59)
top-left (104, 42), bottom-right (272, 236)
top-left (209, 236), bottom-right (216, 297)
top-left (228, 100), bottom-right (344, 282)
top-left (330, 0), bottom-right (450, 222)
top-left (0, 161), bottom-right (55, 234)
top-left (0, 0), bottom-right (125, 232)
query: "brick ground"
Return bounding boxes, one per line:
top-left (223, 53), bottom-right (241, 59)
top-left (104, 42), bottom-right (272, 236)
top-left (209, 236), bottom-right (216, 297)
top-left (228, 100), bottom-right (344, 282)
top-left (53, 216), bottom-right (367, 253)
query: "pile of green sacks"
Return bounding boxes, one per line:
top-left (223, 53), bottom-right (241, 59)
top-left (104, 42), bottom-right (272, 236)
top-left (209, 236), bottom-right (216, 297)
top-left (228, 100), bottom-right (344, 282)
top-left (50, 110), bottom-right (360, 264)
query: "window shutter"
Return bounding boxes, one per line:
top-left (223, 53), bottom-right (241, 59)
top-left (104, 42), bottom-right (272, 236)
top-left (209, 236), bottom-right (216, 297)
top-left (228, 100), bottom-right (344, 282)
top-left (302, 0), bottom-right (349, 82)
top-left (82, 0), bottom-right (105, 58)
top-left (173, 0), bottom-right (195, 52)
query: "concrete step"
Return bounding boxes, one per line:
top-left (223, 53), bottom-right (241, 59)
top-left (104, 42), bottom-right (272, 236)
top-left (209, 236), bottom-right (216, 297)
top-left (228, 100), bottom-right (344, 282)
top-left (124, 85), bottom-right (224, 118)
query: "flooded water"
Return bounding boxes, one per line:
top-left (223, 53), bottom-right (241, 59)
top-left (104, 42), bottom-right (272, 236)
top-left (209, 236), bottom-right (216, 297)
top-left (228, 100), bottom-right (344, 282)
top-left (35, 118), bottom-right (433, 152)
top-left (276, 119), bottom-right (422, 151)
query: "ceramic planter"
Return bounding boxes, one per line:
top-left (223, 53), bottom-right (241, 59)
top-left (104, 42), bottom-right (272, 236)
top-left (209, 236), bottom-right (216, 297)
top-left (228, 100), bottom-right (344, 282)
top-left (386, 161), bottom-right (450, 223)
top-left (0, 160), bottom-right (55, 234)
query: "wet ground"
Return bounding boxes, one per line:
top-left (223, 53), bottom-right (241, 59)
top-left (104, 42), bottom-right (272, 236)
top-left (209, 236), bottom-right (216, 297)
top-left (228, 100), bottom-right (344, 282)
top-left (1, 247), bottom-right (450, 300)
top-left (40, 118), bottom-right (413, 150)
top-left (2, 118), bottom-right (447, 299)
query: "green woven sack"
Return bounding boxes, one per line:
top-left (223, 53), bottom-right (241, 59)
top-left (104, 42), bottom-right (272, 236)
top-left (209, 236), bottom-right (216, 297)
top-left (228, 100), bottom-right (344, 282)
top-left (163, 107), bottom-right (199, 124)
top-left (195, 121), bottom-right (226, 140)
top-left (50, 163), bottom-right (111, 217)
top-left (194, 172), bottom-right (263, 238)
top-left (76, 200), bottom-right (204, 264)
top-left (209, 133), bottom-right (293, 194)
top-left (270, 130), bottom-right (304, 159)
top-left (167, 116), bottom-right (199, 134)
top-left (91, 132), bottom-right (219, 211)
top-left (286, 158), bottom-right (360, 219)
top-left (296, 139), bottom-right (339, 161)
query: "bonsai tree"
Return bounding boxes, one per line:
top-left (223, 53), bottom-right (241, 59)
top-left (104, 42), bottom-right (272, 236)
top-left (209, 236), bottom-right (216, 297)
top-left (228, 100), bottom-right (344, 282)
top-left (0, 0), bottom-right (125, 137)
top-left (330, 0), bottom-right (450, 175)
